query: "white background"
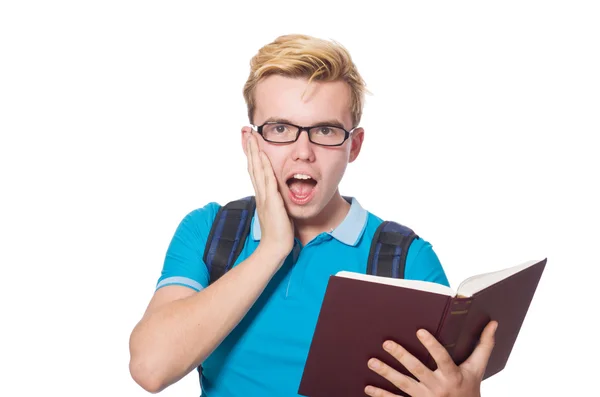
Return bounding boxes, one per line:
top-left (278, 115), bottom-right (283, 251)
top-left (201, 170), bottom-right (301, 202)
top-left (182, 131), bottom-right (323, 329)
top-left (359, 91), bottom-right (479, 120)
top-left (1, 1), bottom-right (598, 396)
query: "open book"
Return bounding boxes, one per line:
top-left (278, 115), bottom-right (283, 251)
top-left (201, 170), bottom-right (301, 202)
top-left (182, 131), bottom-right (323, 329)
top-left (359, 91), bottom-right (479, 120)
top-left (298, 258), bottom-right (546, 397)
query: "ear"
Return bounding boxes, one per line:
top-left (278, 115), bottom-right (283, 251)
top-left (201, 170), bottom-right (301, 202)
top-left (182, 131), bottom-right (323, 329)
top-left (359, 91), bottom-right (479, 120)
top-left (348, 128), bottom-right (365, 163)
top-left (241, 126), bottom-right (253, 156)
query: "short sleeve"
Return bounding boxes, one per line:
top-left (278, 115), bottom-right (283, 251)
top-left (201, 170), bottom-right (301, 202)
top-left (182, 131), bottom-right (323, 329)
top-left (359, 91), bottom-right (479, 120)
top-left (155, 202), bottom-right (222, 292)
top-left (404, 238), bottom-right (450, 287)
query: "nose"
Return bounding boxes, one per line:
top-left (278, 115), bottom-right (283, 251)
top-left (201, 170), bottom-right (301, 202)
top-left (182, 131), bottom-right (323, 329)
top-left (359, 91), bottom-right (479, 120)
top-left (291, 129), bottom-right (316, 162)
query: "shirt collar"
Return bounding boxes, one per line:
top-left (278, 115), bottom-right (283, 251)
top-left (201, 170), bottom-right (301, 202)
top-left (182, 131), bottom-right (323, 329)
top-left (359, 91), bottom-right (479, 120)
top-left (250, 196), bottom-right (368, 246)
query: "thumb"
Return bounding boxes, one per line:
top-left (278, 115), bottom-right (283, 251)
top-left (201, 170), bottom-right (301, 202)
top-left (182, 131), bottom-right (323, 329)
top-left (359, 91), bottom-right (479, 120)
top-left (462, 320), bottom-right (497, 375)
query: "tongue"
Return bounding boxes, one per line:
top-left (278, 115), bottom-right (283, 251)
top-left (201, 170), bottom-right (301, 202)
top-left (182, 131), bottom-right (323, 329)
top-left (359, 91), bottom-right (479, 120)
top-left (288, 180), bottom-right (315, 197)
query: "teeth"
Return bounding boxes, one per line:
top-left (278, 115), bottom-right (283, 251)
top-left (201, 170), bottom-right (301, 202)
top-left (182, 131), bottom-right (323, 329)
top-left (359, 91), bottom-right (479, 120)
top-left (293, 174), bottom-right (312, 180)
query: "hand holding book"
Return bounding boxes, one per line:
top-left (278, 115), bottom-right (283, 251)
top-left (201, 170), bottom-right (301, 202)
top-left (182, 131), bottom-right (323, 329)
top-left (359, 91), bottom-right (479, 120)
top-left (365, 320), bottom-right (498, 397)
top-left (298, 258), bottom-right (546, 397)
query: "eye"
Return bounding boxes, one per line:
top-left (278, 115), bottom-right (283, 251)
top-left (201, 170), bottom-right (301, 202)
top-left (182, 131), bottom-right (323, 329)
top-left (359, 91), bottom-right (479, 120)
top-left (318, 127), bottom-right (333, 135)
top-left (264, 123), bottom-right (291, 134)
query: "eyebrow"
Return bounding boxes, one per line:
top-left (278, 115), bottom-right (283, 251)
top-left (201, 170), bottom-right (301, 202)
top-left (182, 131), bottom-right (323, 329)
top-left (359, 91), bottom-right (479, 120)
top-left (264, 117), bottom-right (347, 130)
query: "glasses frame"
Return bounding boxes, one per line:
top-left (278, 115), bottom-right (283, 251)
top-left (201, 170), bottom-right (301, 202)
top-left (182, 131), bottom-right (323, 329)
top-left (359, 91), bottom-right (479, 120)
top-left (251, 121), bottom-right (358, 147)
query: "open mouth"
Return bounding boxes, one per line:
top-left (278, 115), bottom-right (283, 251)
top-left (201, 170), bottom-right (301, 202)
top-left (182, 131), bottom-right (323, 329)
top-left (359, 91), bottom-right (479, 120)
top-left (286, 173), bottom-right (318, 204)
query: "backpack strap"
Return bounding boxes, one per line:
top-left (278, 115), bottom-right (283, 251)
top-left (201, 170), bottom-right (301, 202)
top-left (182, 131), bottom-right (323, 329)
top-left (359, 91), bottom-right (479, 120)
top-left (367, 221), bottom-right (418, 278)
top-left (203, 196), bottom-right (256, 284)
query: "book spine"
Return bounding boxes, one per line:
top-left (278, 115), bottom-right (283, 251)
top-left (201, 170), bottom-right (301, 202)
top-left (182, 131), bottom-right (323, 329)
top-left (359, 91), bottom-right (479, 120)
top-left (435, 297), bottom-right (473, 363)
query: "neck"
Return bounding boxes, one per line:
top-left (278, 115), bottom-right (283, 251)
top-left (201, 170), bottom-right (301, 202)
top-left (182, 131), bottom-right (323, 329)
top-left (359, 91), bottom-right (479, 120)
top-left (293, 191), bottom-right (351, 246)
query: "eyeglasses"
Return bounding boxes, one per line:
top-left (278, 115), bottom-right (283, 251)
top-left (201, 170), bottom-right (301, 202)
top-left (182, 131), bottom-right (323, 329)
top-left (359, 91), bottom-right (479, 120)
top-left (251, 121), bottom-right (357, 147)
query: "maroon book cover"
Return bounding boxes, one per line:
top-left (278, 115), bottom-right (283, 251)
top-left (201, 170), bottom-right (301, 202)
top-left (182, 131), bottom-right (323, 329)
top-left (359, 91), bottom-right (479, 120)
top-left (451, 258), bottom-right (547, 379)
top-left (298, 258), bottom-right (546, 397)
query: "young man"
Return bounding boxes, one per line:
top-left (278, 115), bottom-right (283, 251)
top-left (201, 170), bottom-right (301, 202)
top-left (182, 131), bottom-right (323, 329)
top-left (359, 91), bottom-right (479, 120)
top-left (128, 34), bottom-right (497, 397)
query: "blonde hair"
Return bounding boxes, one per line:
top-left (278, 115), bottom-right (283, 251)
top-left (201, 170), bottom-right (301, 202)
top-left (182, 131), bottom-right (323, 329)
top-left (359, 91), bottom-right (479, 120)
top-left (243, 34), bottom-right (368, 127)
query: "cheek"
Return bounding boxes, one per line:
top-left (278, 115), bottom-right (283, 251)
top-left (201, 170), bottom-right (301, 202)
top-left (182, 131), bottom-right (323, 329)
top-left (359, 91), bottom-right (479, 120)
top-left (321, 153), bottom-right (349, 183)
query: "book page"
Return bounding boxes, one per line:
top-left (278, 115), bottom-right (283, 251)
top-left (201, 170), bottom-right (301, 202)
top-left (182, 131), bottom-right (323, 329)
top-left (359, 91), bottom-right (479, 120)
top-left (335, 271), bottom-right (456, 296)
top-left (456, 259), bottom-right (542, 297)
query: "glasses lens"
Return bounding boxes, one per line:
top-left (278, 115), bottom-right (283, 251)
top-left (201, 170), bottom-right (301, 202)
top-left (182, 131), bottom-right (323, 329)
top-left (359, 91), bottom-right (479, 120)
top-left (262, 123), bottom-right (298, 142)
top-left (309, 126), bottom-right (346, 146)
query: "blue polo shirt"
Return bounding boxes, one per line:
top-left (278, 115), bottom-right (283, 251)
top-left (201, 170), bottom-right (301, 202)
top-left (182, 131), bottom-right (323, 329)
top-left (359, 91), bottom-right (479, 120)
top-left (156, 197), bottom-right (450, 397)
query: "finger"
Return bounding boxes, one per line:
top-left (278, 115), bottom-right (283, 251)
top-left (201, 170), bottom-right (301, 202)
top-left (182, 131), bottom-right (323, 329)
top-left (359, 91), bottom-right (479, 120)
top-left (259, 151), bottom-right (278, 195)
top-left (248, 133), bottom-right (265, 199)
top-left (364, 384), bottom-right (402, 397)
top-left (367, 357), bottom-right (421, 396)
top-left (461, 320), bottom-right (497, 374)
top-left (246, 136), bottom-right (259, 195)
top-left (415, 329), bottom-right (457, 375)
top-left (381, 339), bottom-right (437, 385)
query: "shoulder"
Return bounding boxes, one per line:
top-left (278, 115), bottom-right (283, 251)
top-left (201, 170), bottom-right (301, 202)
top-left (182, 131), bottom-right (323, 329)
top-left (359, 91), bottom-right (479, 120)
top-left (404, 237), bottom-right (450, 286)
top-left (173, 201), bottom-right (223, 237)
top-left (181, 201), bottom-right (223, 224)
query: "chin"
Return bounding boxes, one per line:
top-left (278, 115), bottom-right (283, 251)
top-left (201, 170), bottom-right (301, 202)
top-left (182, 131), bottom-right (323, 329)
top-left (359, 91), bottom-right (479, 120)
top-left (283, 199), bottom-right (316, 218)
top-left (287, 206), bottom-right (320, 221)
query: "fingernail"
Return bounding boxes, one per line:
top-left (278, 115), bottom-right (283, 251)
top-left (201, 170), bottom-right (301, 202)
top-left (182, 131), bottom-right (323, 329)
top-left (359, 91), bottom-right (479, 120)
top-left (383, 341), bottom-right (393, 350)
top-left (417, 329), bottom-right (428, 338)
top-left (365, 385), bottom-right (375, 395)
top-left (368, 358), bottom-right (380, 369)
